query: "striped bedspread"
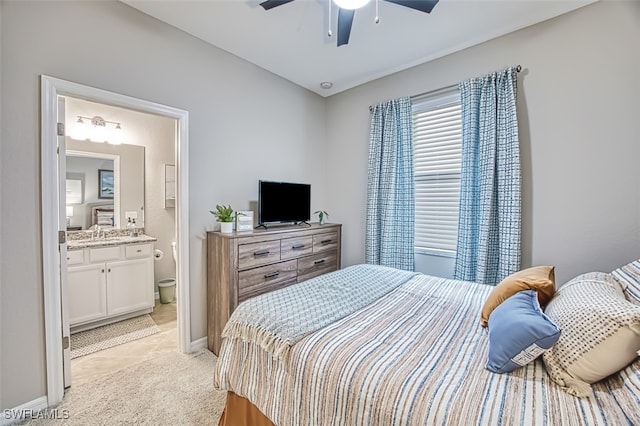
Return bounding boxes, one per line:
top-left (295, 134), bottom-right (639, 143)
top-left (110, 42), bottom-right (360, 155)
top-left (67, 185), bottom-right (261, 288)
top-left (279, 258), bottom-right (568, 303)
top-left (214, 268), bottom-right (640, 426)
top-left (221, 264), bottom-right (417, 363)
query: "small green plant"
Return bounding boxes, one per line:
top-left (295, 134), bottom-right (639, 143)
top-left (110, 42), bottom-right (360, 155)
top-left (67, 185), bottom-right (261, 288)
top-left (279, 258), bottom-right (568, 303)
top-left (210, 204), bottom-right (235, 223)
top-left (314, 210), bottom-right (329, 225)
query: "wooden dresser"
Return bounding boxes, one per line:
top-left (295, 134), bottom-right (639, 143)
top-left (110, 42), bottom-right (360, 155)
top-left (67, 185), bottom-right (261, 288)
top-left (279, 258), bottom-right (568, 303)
top-left (207, 223), bottom-right (342, 355)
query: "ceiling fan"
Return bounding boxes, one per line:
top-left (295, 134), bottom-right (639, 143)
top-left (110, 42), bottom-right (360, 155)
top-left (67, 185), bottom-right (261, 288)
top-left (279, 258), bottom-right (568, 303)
top-left (259, 0), bottom-right (439, 47)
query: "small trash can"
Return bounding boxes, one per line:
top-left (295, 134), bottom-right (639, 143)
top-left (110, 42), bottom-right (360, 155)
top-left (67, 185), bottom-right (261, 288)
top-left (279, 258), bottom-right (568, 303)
top-left (158, 278), bottom-right (176, 304)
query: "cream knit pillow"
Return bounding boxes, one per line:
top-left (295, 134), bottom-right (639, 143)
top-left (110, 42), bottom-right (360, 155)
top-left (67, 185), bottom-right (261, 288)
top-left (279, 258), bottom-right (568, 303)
top-left (542, 272), bottom-right (640, 397)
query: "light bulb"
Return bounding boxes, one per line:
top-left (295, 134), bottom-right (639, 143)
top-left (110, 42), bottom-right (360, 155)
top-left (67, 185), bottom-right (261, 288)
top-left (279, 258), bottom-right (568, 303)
top-left (333, 0), bottom-right (370, 9)
top-left (70, 117), bottom-right (87, 140)
top-left (90, 123), bottom-right (107, 143)
top-left (109, 124), bottom-right (123, 145)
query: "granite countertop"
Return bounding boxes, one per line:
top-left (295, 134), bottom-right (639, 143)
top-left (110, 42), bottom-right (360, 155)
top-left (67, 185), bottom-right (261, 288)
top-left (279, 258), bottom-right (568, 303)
top-left (67, 234), bottom-right (157, 250)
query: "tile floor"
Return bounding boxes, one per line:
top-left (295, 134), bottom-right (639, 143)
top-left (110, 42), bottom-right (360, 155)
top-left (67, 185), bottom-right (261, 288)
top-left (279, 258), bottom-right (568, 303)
top-left (70, 299), bottom-right (177, 386)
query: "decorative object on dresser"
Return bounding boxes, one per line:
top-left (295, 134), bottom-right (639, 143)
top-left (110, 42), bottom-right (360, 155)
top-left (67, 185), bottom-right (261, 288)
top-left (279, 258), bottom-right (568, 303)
top-left (235, 210), bottom-right (254, 231)
top-left (210, 204), bottom-right (237, 234)
top-left (207, 223), bottom-right (342, 355)
top-left (314, 210), bottom-right (329, 225)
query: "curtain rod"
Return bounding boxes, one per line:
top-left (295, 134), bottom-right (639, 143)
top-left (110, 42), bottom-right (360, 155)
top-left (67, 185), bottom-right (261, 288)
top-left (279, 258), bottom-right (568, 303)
top-left (369, 65), bottom-right (522, 112)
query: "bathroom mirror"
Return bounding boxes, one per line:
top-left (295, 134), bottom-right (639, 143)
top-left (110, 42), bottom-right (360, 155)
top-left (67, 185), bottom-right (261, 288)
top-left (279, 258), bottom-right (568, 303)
top-left (66, 138), bottom-right (145, 231)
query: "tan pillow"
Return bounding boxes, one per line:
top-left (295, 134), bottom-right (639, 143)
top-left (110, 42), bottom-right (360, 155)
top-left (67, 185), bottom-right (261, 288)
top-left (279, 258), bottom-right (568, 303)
top-left (542, 272), bottom-right (640, 397)
top-left (480, 266), bottom-right (556, 327)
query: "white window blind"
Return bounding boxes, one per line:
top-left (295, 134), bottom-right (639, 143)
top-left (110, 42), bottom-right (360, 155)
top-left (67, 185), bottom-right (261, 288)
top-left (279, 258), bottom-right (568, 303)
top-left (412, 89), bottom-right (462, 256)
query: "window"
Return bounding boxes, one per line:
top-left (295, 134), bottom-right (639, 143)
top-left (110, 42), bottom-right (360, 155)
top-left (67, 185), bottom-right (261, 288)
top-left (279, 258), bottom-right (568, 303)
top-left (412, 89), bottom-right (462, 257)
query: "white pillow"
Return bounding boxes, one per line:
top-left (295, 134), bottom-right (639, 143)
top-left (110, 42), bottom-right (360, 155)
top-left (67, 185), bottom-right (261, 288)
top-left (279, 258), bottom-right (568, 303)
top-left (542, 272), bottom-right (640, 397)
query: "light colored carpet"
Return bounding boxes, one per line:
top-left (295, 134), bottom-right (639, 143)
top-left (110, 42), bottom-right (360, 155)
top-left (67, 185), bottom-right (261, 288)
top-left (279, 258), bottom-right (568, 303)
top-left (71, 315), bottom-right (160, 359)
top-left (21, 349), bottom-right (226, 425)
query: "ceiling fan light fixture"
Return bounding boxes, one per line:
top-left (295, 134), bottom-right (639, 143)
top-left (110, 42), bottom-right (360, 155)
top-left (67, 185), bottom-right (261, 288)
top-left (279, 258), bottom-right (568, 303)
top-left (333, 0), bottom-right (370, 10)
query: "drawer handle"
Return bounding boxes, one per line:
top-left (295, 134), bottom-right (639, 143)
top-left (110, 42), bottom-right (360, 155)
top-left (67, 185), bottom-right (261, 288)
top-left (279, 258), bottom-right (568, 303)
top-left (101, 269), bottom-right (105, 273)
top-left (314, 259), bottom-right (326, 265)
top-left (253, 250), bottom-right (270, 257)
top-left (264, 271), bottom-right (280, 279)
top-left (136, 249), bottom-right (142, 253)
top-left (291, 244), bottom-right (305, 250)
top-left (320, 239), bottom-right (333, 244)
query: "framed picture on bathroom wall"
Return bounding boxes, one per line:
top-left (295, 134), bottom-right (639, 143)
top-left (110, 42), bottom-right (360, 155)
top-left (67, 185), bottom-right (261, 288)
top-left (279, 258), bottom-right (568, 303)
top-left (98, 169), bottom-right (114, 199)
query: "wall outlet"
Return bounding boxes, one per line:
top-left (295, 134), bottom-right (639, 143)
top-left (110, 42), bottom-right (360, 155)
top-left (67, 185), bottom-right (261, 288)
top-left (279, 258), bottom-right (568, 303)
top-left (125, 211), bottom-right (138, 220)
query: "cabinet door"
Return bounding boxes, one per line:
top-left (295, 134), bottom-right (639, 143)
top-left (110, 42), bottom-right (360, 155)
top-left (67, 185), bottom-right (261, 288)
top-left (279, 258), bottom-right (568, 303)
top-left (106, 258), bottom-right (154, 316)
top-left (68, 263), bottom-right (107, 326)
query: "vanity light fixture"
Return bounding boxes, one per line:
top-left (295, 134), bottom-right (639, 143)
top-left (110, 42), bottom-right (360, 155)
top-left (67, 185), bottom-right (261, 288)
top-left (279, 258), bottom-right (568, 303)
top-left (71, 115), bottom-right (124, 145)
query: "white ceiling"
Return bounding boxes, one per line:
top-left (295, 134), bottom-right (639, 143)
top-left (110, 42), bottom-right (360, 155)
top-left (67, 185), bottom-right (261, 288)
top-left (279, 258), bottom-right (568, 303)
top-left (123, 0), bottom-right (596, 97)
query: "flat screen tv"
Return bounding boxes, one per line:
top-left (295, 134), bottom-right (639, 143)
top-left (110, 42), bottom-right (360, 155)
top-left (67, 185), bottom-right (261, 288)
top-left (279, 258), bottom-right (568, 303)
top-left (258, 180), bottom-right (311, 226)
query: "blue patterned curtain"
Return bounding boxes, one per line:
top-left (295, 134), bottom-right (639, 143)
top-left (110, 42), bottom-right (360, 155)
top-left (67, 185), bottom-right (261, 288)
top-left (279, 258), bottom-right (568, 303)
top-left (454, 67), bottom-right (521, 285)
top-left (366, 97), bottom-right (415, 271)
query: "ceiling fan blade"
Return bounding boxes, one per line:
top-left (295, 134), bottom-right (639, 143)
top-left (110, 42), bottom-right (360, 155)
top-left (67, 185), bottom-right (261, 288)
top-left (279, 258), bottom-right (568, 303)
top-left (337, 8), bottom-right (355, 47)
top-left (383, 0), bottom-right (439, 14)
top-left (259, 0), bottom-right (295, 11)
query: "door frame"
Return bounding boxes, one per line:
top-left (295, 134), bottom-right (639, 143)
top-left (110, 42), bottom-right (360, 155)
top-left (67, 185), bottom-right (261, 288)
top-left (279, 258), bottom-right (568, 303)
top-left (41, 75), bottom-right (191, 406)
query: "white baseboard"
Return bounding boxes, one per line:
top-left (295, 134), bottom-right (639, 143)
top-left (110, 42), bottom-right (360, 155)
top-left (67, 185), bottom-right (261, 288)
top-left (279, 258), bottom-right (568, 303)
top-left (154, 291), bottom-right (159, 299)
top-left (1, 396), bottom-right (49, 426)
top-left (189, 336), bottom-right (208, 353)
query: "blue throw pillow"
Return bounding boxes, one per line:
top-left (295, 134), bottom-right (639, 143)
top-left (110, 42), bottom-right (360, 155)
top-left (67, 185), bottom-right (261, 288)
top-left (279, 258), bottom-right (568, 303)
top-left (486, 289), bottom-right (561, 374)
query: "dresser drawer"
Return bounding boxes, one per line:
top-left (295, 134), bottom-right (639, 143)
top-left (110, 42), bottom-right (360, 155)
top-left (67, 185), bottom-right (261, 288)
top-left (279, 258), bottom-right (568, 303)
top-left (297, 251), bottom-right (338, 282)
top-left (238, 240), bottom-right (282, 269)
top-left (281, 236), bottom-right (313, 260)
top-left (313, 232), bottom-right (339, 254)
top-left (66, 249), bottom-right (85, 265)
top-left (238, 260), bottom-right (298, 302)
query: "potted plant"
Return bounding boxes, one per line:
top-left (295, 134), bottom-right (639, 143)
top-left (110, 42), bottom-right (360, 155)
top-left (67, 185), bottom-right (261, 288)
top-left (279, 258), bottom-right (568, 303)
top-left (210, 204), bottom-right (236, 233)
top-left (314, 210), bottom-right (329, 225)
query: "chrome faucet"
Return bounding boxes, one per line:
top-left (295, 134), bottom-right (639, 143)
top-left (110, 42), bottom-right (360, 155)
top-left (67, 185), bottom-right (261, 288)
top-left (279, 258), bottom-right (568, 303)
top-left (93, 225), bottom-right (103, 240)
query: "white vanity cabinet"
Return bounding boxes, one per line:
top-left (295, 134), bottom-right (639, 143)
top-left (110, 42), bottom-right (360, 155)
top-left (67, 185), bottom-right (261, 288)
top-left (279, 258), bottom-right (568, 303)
top-left (67, 263), bottom-right (108, 325)
top-left (67, 242), bottom-right (154, 330)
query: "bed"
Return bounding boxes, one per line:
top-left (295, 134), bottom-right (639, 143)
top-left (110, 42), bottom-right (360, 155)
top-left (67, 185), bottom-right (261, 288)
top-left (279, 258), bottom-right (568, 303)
top-left (213, 263), bottom-right (640, 426)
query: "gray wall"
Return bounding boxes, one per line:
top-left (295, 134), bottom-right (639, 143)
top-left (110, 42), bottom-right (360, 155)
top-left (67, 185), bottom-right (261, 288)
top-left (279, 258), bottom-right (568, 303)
top-left (0, 0), bottom-right (326, 409)
top-left (326, 1), bottom-right (640, 285)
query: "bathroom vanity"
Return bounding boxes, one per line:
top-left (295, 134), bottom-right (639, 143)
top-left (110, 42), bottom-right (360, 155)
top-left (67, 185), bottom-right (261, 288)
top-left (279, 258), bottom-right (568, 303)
top-left (66, 233), bottom-right (157, 332)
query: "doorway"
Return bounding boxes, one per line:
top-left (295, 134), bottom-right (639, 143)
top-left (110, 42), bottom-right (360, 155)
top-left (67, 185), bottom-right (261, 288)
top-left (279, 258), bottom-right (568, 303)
top-left (41, 75), bottom-right (191, 406)
top-left (63, 96), bottom-right (178, 385)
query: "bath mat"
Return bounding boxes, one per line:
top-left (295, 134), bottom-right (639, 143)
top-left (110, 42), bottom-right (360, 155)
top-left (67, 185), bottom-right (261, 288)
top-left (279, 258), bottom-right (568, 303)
top-left (70, 314), bottom-right (160, 359)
